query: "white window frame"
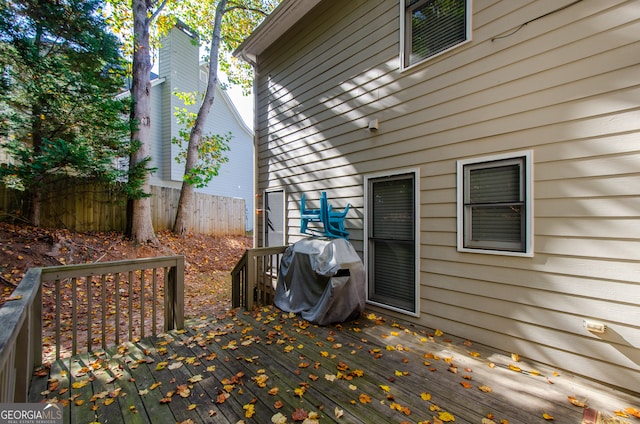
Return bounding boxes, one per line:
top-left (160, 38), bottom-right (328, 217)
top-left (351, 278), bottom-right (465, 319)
top-left (456, 151), bottom-right (533, 257)
top-left (364, 168), bottom-right (420, 317)
top-left (399, 0), bottom-right (472, 71)
top-left (263, 187), bottom-right (287, 247)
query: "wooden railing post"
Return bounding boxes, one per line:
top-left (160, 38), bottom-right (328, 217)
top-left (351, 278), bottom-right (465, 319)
top-left (231, 250), bottom-right (248, 308)
top-left (246, 252), bottom-right (256, 311)
top-left (0, 268), bottom-right (42, 402)
top-left (230, 246), bottom-right (287, 310)
top-left (174, 256), bottom-right (184, 330)
top-left (165, 256), bottom-right (185, 331)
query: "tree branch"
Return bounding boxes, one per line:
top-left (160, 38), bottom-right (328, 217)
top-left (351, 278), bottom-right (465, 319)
top-left (224, 5), bottom-right (269, 16)
top-left (149, 0), bottom-right (170, 23)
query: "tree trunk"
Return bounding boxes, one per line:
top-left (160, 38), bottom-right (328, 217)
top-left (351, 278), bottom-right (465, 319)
top-left (172, 0), bottom-right (228, 235)
top-left (128, 0), bottom-right (158, 245)
top-left (30, 188), bottom-right (42, 227)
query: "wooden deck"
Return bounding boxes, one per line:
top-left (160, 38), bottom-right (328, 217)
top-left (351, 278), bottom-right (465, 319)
top-left (30, 307), bottom-right (640, 424)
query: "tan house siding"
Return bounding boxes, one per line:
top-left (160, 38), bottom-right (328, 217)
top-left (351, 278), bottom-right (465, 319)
top-left (250, 0), bottom-right (640, 392)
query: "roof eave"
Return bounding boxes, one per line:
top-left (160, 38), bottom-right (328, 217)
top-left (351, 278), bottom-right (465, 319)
top-left (234, 0), bottom-right (322, 64)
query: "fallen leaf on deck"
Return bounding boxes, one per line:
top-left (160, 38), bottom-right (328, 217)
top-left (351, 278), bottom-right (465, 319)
top-left (625, 408), bottom-right (640, 418)
top-left (421, 392), bottom-right (431, 401)
top-left (187, 374), bottom-right (203, 383)
top-left (271, 412), bottom-right (287, 424)
top-left (438, 411), bottom-right (455, 421)
top-left (243, 404), bottom-right (255, 418)
top-left (542, 413), bottom-right (554, 420)
top-left (352, 369), bottom-right (364, 377)
top-left (177, 385), bottom-right (190, 398)
top-left (567, 396), bottom-right (586, 407)
top-left (253, 374), bottom-right (269, 388)
top-left (292, 408), bottom-right (308, 421)
top-left (359, 393), bottom-right (371, 404)
top-left (334, 407), bottom-right (344, 418)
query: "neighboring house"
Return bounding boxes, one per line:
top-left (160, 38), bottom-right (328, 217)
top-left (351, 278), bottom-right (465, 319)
top-left (236, 0), bottom-right (640, 393)
top-left (149, 23), bottom-right (254, 230)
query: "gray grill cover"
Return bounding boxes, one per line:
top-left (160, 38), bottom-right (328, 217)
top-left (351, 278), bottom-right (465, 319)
top-left (274, 238), bottom-right (365, 325)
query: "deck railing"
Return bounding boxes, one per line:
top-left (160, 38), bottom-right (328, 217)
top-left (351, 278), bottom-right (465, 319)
top-left (0, 255), bottom-right (184, 403)
top-left (231, 246), bottom-right (287, 310)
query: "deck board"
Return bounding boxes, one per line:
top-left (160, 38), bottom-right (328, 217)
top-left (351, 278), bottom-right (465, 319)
top-left (30, 307), bottom-right (640, 423)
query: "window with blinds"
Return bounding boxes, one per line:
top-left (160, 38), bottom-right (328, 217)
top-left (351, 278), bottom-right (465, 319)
top-left (457, 153), bottom-right (532, 255)
top-left (402, 0), bottom-right (469, 68)
top-left (366, 173), bottom-right (417, 314)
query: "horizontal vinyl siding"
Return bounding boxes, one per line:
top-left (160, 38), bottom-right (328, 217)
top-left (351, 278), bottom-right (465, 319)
top-left (254, 0), bottom-right (640, 392)
top-left (168, 30), bottom-right (199, 183)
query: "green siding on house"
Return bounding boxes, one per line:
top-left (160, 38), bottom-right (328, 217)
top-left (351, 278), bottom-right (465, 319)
top-left (245, 0), bottom-right (640, 392)
top-left (158, 25), bottom-right (200, 182)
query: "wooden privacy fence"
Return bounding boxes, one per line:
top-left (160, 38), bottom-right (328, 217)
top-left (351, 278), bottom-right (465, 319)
top-left (0, 179), bottom-right (246, 235)
top-left (149, 185), bottom-right (246, 235)
top-left (0, 256), bottom-right (184, 403)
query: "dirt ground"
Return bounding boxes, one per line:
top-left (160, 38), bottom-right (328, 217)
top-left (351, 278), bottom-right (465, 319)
top-left (0, 222), bottom-right (253, 318)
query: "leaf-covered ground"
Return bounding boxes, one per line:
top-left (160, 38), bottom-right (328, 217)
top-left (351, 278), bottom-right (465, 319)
top-left (0, 222), bottom-right (252, 318)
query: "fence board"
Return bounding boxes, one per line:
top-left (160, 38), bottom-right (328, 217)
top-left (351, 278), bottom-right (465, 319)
top-left (0, 179), bottom-right (245, 235)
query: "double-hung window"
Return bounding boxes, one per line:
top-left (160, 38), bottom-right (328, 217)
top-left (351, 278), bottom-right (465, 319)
top-left (457, 152), bottom-right (533, 256)
top-left (401, 0), bottom-right (471, 69)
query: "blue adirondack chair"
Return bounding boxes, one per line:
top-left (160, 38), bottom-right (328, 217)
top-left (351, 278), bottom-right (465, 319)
top-left (300, 193), bottom-right (322, 235)
top-left (300, 192), bottom-right (349, 239)
top-left (322, 196), bottom-right (350, 239)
